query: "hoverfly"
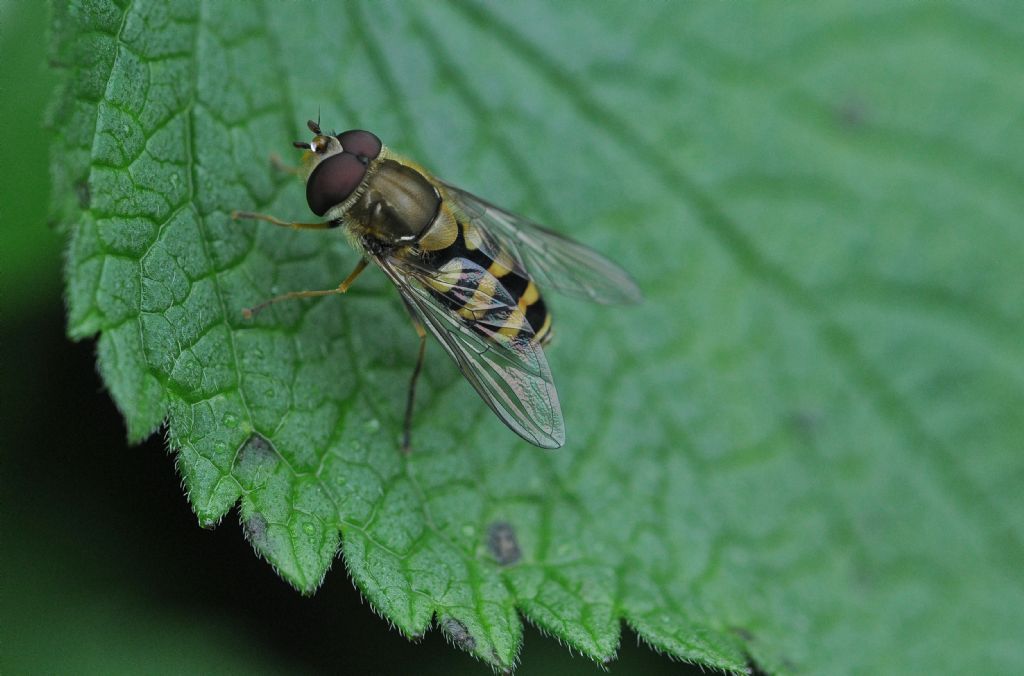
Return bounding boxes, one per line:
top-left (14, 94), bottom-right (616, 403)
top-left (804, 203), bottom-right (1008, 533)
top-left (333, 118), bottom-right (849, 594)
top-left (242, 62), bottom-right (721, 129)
top-left (233, 120), bottom-right (641, 451)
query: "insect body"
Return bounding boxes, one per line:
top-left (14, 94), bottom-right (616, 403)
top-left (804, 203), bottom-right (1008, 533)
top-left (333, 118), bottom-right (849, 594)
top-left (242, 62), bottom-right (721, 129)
top-left (234, 120), bottom-right (641, 451)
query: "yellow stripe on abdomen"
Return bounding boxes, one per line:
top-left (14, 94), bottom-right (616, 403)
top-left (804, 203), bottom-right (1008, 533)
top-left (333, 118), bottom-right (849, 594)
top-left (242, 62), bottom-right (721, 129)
top-left (534, 311), bottom-right (553, 344)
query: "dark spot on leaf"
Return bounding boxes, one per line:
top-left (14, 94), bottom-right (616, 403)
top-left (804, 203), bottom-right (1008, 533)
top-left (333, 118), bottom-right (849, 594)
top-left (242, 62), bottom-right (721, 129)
top-left (836, 98), bottom-right (868, 128)
top-left (787, 409), bottom-right (821, 438)
top-left (244, 512), bottom-right (269, 551)
top-left (486, 521), bottom-right (521, 565)
top-left (233, 433), bottom-right (279, 486)
top-left (440, 617), bottom-right (475, 652)
top-left (75, 179), bottom-right (90, 208)
top-left (237, 432), bottom-right (276, 463)
top-left (731, 626), bottom-right (755, 641)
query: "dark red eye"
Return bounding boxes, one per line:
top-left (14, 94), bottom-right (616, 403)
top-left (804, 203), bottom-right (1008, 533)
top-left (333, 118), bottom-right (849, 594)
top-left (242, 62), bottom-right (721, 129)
top-left (306, 153), bottom-right (366, 216)
top-left (336, 129), bottom-right (382, 161)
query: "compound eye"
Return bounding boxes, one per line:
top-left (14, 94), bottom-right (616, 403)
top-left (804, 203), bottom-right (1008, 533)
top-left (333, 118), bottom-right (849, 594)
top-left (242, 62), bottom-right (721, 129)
top-left (306, 153), bottom-right (366, 216)
top-left (336, 129), bottom-right (382, 162)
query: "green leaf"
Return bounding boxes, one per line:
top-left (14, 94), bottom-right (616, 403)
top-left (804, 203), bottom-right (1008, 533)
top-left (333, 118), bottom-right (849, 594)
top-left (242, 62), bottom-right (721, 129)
top-left (53, 0), bottom-right (1024, 672)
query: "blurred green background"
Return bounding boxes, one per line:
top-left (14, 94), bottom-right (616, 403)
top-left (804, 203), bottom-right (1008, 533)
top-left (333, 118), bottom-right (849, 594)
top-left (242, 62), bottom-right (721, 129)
top-left (0, 4), bottom-right (693, 675)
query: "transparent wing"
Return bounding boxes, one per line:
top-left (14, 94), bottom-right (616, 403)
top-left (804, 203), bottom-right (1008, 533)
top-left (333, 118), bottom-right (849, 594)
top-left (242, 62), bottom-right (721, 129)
top-left (440, 181), bottom-right (643, 305)
top-left (375, 253), bottom-right (565, 449)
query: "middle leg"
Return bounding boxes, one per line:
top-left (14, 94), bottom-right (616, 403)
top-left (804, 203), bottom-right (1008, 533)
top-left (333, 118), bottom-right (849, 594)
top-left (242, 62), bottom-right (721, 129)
top-left (402, 309), bottom-right (428, 454)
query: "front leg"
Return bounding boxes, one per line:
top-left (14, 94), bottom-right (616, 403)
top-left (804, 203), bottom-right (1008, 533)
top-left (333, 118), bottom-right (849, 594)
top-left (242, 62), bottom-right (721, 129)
top-left (232, 210), bottom-right (342, 230)
top-left (242, 258), bottom-right (369, 318)
top-left (270, 153), bottom-right (304, 177)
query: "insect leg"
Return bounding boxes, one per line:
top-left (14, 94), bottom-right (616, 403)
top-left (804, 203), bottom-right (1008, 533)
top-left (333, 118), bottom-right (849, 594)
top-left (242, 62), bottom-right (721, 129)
top-left (401, 303), bottom-right (428, 454)
top-left (242, 258), bottom-right (369, 318)
top-left (232, 210), bottom-right (340, 230)
top-left (269, 153), bottom-right (303, 176)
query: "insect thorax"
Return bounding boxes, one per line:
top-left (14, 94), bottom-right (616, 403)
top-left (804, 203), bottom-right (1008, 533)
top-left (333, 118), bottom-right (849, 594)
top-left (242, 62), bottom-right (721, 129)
top-left (348, 159), bottom-right (441, 245)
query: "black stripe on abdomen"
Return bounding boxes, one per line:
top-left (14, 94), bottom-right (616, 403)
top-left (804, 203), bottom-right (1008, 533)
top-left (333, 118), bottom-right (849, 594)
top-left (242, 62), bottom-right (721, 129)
top-left (525, 297), bottom-right (547, 336)
top-left (424, 219), bottom-right (553, 344)
top-left (428, 221), bottom-right (492, 271)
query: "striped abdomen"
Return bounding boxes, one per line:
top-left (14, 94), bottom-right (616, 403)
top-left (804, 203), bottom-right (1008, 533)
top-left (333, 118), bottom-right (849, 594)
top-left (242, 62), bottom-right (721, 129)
top-left (416, 205), bottom-right (552, 345)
